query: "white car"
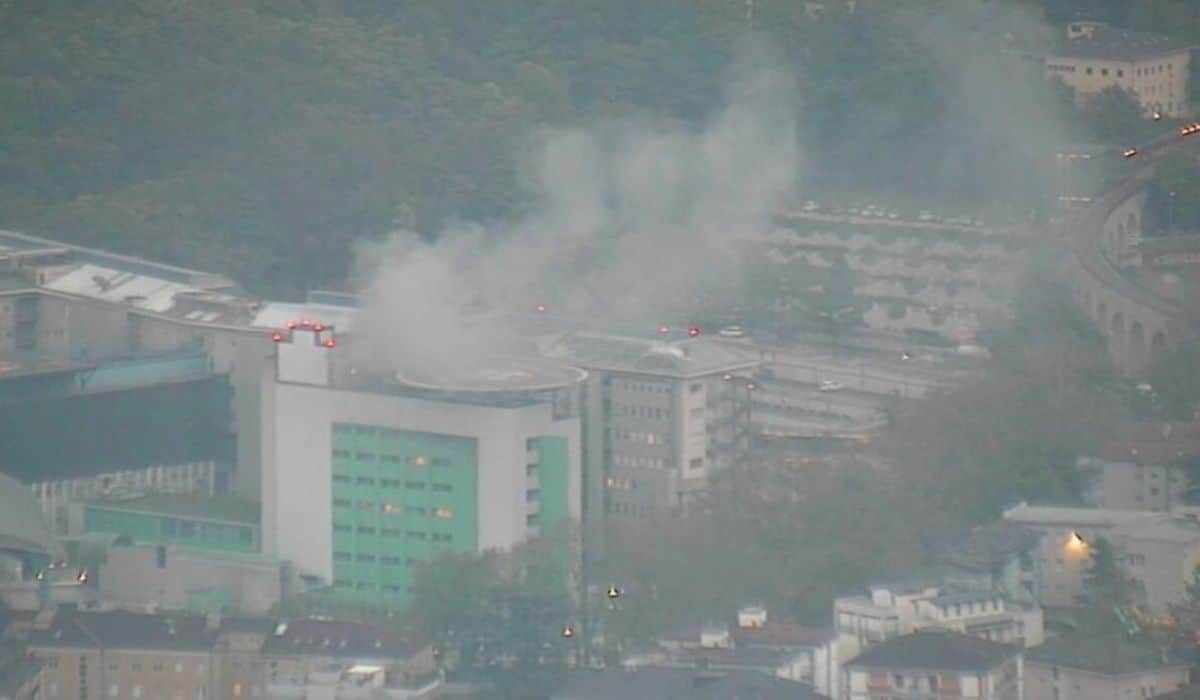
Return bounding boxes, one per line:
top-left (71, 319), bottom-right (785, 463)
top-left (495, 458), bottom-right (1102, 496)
top-left (719, 325), bottom-right (747, 338)
top-left (803, 201), bottom-right (820, 212)
top-left (818, 380), bottom-right (844, 392)
top-left (918, 211), bottom-right (934, 222)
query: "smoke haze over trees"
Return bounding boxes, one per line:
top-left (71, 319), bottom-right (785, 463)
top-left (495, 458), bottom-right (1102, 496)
top-left (0, 0), bottom-right (1149, 299)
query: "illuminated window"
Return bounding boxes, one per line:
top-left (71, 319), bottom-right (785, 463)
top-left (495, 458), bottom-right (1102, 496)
top-left (434, 507), bottom-right (454, 519)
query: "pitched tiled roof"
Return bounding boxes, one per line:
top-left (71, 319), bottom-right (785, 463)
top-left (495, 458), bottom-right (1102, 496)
top-left (732, 624), bottom-right (834, 648)
top-left (260, 618), bottom-right (428, 659)
top-left (845, 630), bottom-right (1018, 672)
top-left (553, 668), bottom-right (828, 700)
top-left (1052, 26), bottom-right (1193, 62)
top-left (30, 611), bottom-right (217, 652)
top-left (1027, 636), bottom-right (1186, 675)
top-left (1099, 420), bottom-right (1200, 465)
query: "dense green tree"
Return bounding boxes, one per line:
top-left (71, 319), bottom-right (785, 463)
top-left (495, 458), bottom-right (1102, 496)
top-left (891, 263), bottom-right (1123, 528)
top-left (1082, 86), bottom-right (1145, 146)
top-left (0, 0), bottom-right (1148, 298)
top-left (1145, 152), bottom-right (1200, 236)
top-left (1077, 536), bottom-right (1137, 625)
top-left (1147, 346), bottom-right (1200, 421)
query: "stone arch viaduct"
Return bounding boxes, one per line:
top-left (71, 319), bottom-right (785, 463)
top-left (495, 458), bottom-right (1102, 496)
top-left (1065, 140), bottom-right (1198, 377)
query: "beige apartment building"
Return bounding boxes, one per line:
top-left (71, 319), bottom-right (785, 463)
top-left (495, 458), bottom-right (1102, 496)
top-left (1079, 420), bottom-right (1200, 512)
top-left (1045, 22), bottom-right (1194, 118)
top-left (834, 584), bottom-right (1043, 664)
top-left (842, 629), bottom-right (1022, 700)
top-left (1024, 636), bottom-right (1190, 700)
top-left (29, 611), bottom-right (217, 700)
top-left (1004, 503), bottom-right (1200, 613)
top-left (26, 610), bottom-right (439, 700)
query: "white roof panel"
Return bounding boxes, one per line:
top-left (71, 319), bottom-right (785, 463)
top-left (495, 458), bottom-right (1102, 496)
top-left (252, 302), bottom-right (357, 333)
top-left (42, 264), bottom-right (197, 313)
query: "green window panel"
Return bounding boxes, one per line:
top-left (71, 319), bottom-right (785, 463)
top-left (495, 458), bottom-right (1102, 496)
top-left (531, 436), bottom-right (570, 529)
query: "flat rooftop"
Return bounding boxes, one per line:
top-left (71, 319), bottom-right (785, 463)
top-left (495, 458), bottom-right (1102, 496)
top-left (1003, 503), bottom-right (1160, 528)
top-left (84, 494), bottom-right (259, 525)
top-left (540, 331), bottom-right (759, 379)
top-left (395, 357), bottom-right (587, 394)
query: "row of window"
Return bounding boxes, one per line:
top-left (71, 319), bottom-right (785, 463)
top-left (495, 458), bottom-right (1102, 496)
top-left (613, 455), bottom-right (668, 469)
top-left (333, 500), bottom-right (455, 518)
top-left (614, 379), bottom-right (671, 394)
top-left (332, 475), bottom-right (453, 491)
top-left (334, 425), bottom-right (461, 443)
top-left (1048, 62), bottom-right (1174, 79)
top-left (606, 500), bottom-right (654, 518)
top-left (333, 580), bottom-right (407, 593)
top-left (333, 524), bottom-right (454, 537)
top-left (612, 430), bottom-right (665, 446)
top-left (613, 404), bottom-right (669, 420)
top-left (333, 545), bottom-right (450, 565)
top-left (330, 450), bottom-right (453, 467)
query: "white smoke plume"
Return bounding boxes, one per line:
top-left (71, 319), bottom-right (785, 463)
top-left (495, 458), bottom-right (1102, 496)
top-left (350, 42), bottom-right (799, 379)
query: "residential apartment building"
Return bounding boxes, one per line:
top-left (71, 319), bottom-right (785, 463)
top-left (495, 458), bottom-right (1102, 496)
top-left (261, 325), bottom-right (583, 611)
top-left (261, 619), bottom-right (440, 699)
top-left (1025, 636), bottom-right (1190, 700)
top-left (842, 629), bottom-right (1022, 700)
top-left (1002, 503), bottom-right (1158, 608)
top-left (1078, 420), bottom-right (1200, 511)
top-left (25, 610), bottom-right (438, 700)
top-left (834, 585), bottom-right (1043, 664)
top-left (649, 606), bottom-right (838, 698)
top-left (1045, 22), bottom-right (1194, 118)
top-left (555, 667), bottom-right (829, 700)
top-left (29, 610), bottom-right (219, 700)
top-left (1004, 503), bottom-right (1200, 613)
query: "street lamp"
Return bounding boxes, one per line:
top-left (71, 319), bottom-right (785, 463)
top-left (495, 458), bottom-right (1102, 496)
top-left (1169, 191), bottom-right (1176, 234)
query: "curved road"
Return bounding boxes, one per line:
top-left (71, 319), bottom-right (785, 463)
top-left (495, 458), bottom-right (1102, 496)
top-left (1065, 124), bottom-right (1200, 375)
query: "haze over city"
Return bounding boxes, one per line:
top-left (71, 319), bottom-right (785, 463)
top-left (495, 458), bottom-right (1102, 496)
top-left (2, 1), bottom-right (1200, 699)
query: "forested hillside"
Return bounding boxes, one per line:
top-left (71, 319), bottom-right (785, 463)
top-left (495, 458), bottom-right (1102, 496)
top-left (0, 0), bottom-right (1169, 297)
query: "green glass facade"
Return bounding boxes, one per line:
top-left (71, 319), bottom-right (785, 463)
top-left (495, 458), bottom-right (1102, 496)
top-left (82, 501), bottom-right (258, 553)
top-left (329, 423), bottom-right (480, 608)
top-left (528, 436), bottom-right (570, 531)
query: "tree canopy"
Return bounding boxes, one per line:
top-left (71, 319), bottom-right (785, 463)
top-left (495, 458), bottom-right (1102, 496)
top-left (0, 0), bottom-right (1149, 298)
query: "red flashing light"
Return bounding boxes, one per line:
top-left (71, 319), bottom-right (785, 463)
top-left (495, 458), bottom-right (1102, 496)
top-left (300, 319), bottom-right (313, 329)
top-left (271, 332), bottom-right (284, 343)
top-left (314, 323), bottom-right (326, 332)
top-left (324, 338), bottom-right (337, 348)
top-left (687, 326), bottom-right (701, 338)
top-left (286, 321), bottom-right (298, 330)
top-left (535, 304), bottom-right (548, 313)
top-left (658, 325), bottom-right (670, 334)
